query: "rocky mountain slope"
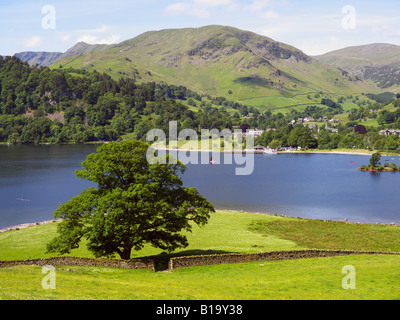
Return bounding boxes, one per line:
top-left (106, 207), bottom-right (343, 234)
top-left (315, 43), bottom-right (400, 90)
top-left (14, 51), bottom-right (62, 67)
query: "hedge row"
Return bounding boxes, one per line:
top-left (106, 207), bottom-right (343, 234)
top-left (168, 250), bottom-right (400, 271)
top-left (0, 256), bottom-right (155, 271)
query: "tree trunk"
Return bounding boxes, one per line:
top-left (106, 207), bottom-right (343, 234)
top-left (119, 246), bottom-right (132, 260)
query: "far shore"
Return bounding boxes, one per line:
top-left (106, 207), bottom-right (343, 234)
top-left (154, 146), bottom-right (395, 157)
top-left (2, 208), bottom-right (399, 234)
top-left (2, 142), bottom-right (398, 157)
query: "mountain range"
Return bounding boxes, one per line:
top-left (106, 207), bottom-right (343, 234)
top-left (314, 43), bottom-right (400, 89)
top-left (13, 51), bottom-right (62, 67)
top-left (9, 25), bottom-right (400, 109)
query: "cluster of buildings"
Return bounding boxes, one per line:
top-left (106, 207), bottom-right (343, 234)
top-left (232, 128), bottom-right (271, 139)
top-left (288, 117), bottom-right (315, 125)
top-left (379, 129), bottom-right (400, 137)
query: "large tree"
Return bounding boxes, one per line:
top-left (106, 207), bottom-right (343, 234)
top-left (47, 140), bottom-right (215, 260)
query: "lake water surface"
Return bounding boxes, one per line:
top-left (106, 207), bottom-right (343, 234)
top-left (1, 145), bottom-right (400, 229)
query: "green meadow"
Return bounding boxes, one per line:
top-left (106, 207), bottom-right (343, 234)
top-left (1, 210), bottom-right (400, 300)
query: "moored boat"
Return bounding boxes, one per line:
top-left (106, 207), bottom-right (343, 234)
top-left (264, 148), bottom-right (278, 154)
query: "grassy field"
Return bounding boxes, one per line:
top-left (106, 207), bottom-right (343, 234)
top-left (2, 255), bottom-right (400, 300)
top-left (1, 210), bottom-right (400, 300)
top-left (0, 211), bottom-right (304, 261)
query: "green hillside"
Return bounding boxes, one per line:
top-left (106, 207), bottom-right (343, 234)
top-left (52, 25), bottom-right (382, 110)
top-left (315, 43), bottom-right (400, 91)
top-left (315, 43), bottom-right (400, 68)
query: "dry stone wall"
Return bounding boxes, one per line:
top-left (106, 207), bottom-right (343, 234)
top-left (168, 250), bottom-right (400, 271)
top-left (2, 250), bottom-right (399, 272)
top-left (0, 256), bottom-right (155, 271)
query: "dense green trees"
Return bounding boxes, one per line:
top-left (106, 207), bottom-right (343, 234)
top-left (377, 109), bottom-right (400, 126)
top-left (0, 56), bottom-right (235, 144)
top-left (287, 125), bottom-right (318, 149)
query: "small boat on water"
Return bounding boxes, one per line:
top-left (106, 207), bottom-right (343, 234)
top-left (264, 148), bottom-right (278, 155)
top-left (210, 156), bottom-right (216, 164)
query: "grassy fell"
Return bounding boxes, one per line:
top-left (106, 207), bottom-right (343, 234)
top-left (52, 25), bottom-right (382, 112)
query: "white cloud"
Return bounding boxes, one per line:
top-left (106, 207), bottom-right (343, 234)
top-left (165, 0), bottom-right (234, 18)
top-left (78, 25), bottom-right (110, 34)
top-left (74, 24), bottom-right (121, 45)
top-left (98, 34), bottom-right (121, 44)
top-left (76, 33), bottom-right (121, 45)
top-left (76, 34), bottom-right (98, 43)
top-left (247, 0), bottom-right (272, 12)
top-left (262, 9), bottom-right (279, 19)
top-left (188, 7), bottom-right (210, 18)
top-left (193, 0), bottom-right (233, 8)
top-left (59, 33), bottom-right (71, 42)
top-left (24, 36), bottom-right (42, 48)
top-left (165, 2), bottom-right (191, 15)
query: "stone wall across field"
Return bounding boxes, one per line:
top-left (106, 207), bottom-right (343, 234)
top-left (0, 256), bottom-right (155, 271)
top-left (168, 250), bottom-right (400, 271)
top-left (2, 250), bottom-right (399, 272)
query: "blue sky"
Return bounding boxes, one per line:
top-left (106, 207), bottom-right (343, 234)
top-left (1, 0), bottom-right (400, 56)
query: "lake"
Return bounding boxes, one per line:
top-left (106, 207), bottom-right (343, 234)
top-left (1, 144), bottom-right (400, 230)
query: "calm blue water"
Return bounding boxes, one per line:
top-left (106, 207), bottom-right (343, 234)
top-left (1, 145), bottom-right (400, 229)
top-left (0, 144), bottom-right (98, 229)
top-left (182, 152), bottom-right (400, 225)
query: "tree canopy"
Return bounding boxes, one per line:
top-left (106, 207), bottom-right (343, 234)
top-left (369, 152), bottom-right (381, 168)
top-left (46, 140), bottom-right (215, 260)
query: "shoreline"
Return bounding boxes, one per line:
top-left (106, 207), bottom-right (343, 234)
top-left (1, 209), bottom-right (398, 234)
top-left (0, 220), bottom-right (59, 233)
top-left (155, 147), bottom-right (388, 156)
top-left (2, 143), bottom-right (396, 157)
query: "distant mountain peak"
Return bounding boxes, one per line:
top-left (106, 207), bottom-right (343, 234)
top-left (14, 51), bottom-right (63, 67)
top-left (59, 41), bottom-right (110, 60)
top-left (315, 43), bottom-right (400, 89)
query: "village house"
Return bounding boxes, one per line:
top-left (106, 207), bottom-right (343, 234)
top-left (379, 129), bottom-right (400, 137)
top-left (289, 117), bottom-right (315, 125)
top-left (325, 125), bottom-right (339, 133)
top-left (233, 128), bottom-right (264, 139)
top-left (248, 129), bottom-right (264, 137)
top-left (304, 123), bottom-right (319, 131)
